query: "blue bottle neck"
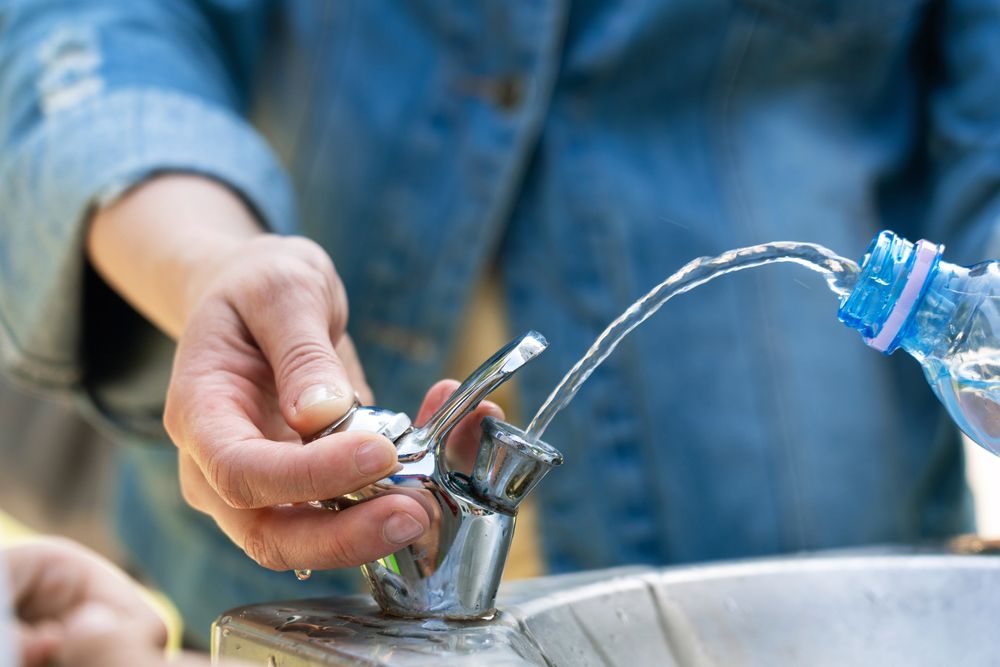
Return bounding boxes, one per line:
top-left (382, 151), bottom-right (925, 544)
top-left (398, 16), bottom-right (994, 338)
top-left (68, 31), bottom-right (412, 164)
top-left (895, 265), bottom-right (967, 363)
top-left (838, 231), bottom-right (945, 355)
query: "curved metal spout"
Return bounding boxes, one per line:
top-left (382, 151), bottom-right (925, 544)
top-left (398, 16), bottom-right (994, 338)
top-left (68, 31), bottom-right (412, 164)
top-left (415, 331), bottom-right (547, 451)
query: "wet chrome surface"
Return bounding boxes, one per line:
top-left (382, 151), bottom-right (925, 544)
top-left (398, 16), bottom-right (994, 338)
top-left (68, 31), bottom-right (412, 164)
top-left (305, 332), bottom-right (562, 619)
top-left (214, 553), bottom-right (1000, 666)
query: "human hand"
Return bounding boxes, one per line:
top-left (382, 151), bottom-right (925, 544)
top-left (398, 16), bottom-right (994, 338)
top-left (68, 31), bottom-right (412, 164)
top-left (7, 537), bottom-right (170, 667)
top-left (171, 357), bottom-right (503, 573)
top-left (164, 229), bottom-right (430, 571)
top-left (88, 176), bottom-right (405, 570)
top-left (89, 175), bottom-right (501, 573)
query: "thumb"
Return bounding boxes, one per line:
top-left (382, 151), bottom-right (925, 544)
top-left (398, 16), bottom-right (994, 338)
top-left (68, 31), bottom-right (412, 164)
top-left (237, 295), bottom-right (356, 437)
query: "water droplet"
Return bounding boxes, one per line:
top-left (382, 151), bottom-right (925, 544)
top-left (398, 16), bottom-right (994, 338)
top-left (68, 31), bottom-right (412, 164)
top-left (294, 569), bottom-right (312, 581)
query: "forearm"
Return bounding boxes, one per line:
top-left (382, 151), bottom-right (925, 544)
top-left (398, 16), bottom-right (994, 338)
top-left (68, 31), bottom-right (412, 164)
top-left (86, 175), bottom-right (264, 339)
top-left (0, 4), bottom-right (295, 394)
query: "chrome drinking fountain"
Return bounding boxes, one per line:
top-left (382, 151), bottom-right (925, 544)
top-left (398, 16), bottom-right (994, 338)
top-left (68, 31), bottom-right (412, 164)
top-left (303, 330), bottom-right (563, 620)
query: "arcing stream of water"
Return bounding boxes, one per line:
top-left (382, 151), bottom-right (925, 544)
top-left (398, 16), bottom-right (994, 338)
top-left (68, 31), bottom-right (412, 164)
top-left (523, 242), bottom-right (861, 443)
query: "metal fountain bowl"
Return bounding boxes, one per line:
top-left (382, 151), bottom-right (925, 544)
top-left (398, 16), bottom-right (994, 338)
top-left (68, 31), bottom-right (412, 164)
top-left (213, 547), bottom-right (1000, 666)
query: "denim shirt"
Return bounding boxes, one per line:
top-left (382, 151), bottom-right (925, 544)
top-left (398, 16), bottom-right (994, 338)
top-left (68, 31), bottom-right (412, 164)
top-left (0, 0), bottom-right (991, 644)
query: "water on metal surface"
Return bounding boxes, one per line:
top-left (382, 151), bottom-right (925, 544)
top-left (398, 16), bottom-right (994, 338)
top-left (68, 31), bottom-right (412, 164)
top-left (214, 554), bottom-right (1000, 666)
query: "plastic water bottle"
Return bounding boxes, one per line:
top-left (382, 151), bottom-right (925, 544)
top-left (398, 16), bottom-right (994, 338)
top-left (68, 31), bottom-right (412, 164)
top-left (839, 230), bottom-right (1000, 455)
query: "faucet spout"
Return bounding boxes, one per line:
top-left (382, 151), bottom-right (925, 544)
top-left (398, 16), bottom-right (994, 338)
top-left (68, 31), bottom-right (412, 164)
top-left (306, 331), bottom-right (561, 619)
top-left (471, 417), bottom-right (563, 513)
top-left (416, 331), bottom-right (547, 448)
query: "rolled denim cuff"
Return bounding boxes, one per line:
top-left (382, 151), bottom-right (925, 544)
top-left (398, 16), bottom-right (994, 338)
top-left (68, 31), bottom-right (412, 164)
top-left (0, 87), bottom-right (296, 393)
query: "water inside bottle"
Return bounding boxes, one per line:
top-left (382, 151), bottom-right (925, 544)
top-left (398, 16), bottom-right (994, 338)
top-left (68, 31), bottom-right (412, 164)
top-left (932, 358), bottom-right (1000, 455)
top-left (524, 242), bottom-right (860, 442)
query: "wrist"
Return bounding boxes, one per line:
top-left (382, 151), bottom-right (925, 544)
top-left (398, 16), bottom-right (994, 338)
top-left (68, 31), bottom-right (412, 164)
top-left (87, 174), bottom-right (264, 338)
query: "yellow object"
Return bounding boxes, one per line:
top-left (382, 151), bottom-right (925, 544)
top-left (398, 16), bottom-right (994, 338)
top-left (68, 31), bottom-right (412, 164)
top-left (0, 510), bottom-right (32, 540)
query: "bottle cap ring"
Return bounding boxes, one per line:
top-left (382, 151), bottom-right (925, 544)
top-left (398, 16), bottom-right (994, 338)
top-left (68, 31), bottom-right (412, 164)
top-left (864, 239), bottom-right (941, 353)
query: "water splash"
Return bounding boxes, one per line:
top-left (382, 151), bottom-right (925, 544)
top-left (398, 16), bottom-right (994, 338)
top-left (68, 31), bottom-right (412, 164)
top-left (524, 242), bottom-right (860, 442)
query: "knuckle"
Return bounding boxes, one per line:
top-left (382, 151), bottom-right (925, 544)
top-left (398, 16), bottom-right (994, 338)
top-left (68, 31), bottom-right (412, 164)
top-left (253, 268), bottom-right (338, 329)
top-left (206, 447), bottom-right (259, 509)
top-left (282, 235), bottom-right (330, 267)
top-left (230, 239), bottom-right (348, 334)
top-left (243, 518), bottom-right (291, 571)
top-left (278, 238), bottom-right (346, 321)
top-left (277, 339), bottom-right (339, 384)
top-left (284, 240), bottom-right (328, 274)
top-left (321, 528), bottom-right (363, 567)
top-left (244, 267), bottom-right (294, 304)
top-left (239, 261), bottom-right (320, 308)
top-left (301, 457), bottom-right (324, 501)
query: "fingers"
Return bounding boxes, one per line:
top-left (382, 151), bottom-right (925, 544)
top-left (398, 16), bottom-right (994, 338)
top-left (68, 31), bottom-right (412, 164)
top-left (58, 605), bottom-right (159, 667)
top-left (415, 380), bottom-right (461, 426)
top-left (179, 452), bottom-right (429, 570)
top-left (17, 621), bottom-right (61, 667)
top-left (167, 306), bottom-right (398, 510)
top-left (6, 539), bottom-right (167, 667)
top-left (447, 400), bottom-right (504, 474)
top-left (231, 259), bottom-right (356, 436)
top-left (179, 407), bottom-right (399, 508)
top-left (415, 379), bottom-right (505, 474)
top-left (7, 539), bottom-right (156, 628)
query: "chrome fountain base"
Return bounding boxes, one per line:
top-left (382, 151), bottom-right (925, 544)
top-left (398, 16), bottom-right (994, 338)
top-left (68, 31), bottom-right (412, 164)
top-left (213, 548), bottom-right (1000, 666)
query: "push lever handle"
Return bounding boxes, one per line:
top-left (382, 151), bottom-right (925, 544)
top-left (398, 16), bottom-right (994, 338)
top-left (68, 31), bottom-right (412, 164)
top-left (416, 331), bottom-right (547, 451)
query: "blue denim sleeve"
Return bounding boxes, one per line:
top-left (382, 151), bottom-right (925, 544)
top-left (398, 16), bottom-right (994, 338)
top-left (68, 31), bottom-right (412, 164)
top-left (927, 0), bottom-right (1000, 261)
top-left (0, 0), bottom-right (295, 403)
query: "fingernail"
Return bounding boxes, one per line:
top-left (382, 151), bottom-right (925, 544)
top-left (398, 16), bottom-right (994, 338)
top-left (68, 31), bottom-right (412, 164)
top-left (383, 511), bottom-right (424, 544)
top-left (355, 439), bottom-right (396, 475)
top-left (296, 384), bottom-right (345, 413)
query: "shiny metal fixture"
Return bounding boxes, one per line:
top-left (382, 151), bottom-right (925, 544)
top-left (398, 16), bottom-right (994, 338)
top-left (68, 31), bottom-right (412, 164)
top-left (306, 331), bottom-right (563, 619)
top-left (214, 551), bottom-right (1000, 665)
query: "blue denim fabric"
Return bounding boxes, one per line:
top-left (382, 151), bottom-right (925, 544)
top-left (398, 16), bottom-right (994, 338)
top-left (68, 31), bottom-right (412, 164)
top-left (0, 0), bottom-right (990, 646)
